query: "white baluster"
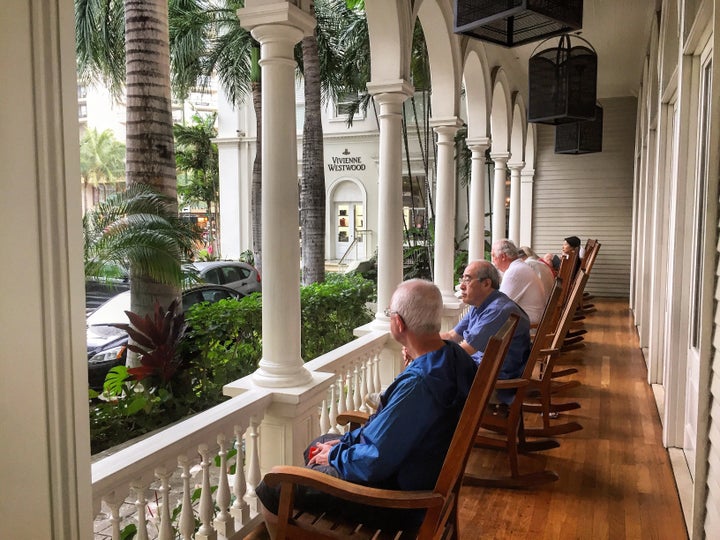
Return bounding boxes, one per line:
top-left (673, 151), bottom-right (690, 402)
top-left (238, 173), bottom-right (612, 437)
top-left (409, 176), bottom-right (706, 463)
top-left (195, 444), bottom-right (216, 539)
top-left (328, 383), bottom-right (339, 434)
top-left (345, 369), bottom-right (353, 412)
top-left (104, 492), bottom-right (123, 540)
top-left (231, 424), bottom-right (251, 524)
top-left (214, 434), bottom-right (234, 538)
top-left (336, 375), bottom-right (346, 433)
top-left (131, 482), bottom-right (149, 540)
top-left (155, 468), bottom-right (174, 540)
top-left (359, 359), bottom-right (369, 413)
top-left (373, 351), bottom-right (382, 394)
top-left (352, 363), bottom-right (362, 410)
top-left (246, 419), bottom-right (262, 511)
top-left (319, 398), bottom-right (330, 434)
top-left (178, 455), bottom-right (195, 540)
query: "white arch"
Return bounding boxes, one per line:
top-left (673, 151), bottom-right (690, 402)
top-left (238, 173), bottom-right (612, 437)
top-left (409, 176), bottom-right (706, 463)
top-left (365, 0), bottom-right (414, 82)
top-left (510, 92), bottom-right (527, 163)
top-left (490, 68), bottom-right (513, 155)
top-left (463, 45), bottom-right (492, 139)
top-left (415, 0), bottom-right (463, 118)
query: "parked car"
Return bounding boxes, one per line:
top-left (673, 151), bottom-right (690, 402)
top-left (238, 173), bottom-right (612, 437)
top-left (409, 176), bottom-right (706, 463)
top-left (184, 261), bottom-right (262, 296)
top-left (85, 278), bottom-right (130, 315)
top-left (86, 284), bottom-right (242, 390)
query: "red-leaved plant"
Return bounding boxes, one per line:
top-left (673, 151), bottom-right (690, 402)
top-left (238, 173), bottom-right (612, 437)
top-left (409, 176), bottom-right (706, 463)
top-left (113, 299), bottom-right (186, 384)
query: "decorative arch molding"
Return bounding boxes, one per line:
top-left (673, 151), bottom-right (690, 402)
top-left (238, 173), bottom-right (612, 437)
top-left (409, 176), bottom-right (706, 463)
top-left (509, 92), bottom-right (527, 165)
top-left (524, 122), bottom-right (537, 171)
top-left (327, 176), bottom-right (367, 207)
top-left (415, 0), bottom-right (463, 118)
top-left (463, 46), bottom-right (493, 139)
top-left (365, 0), bottom-right (414, 83)
top-left (490, 67), bottom-right (513, 155)
top-left (326, 177), bottom-right (369, 261)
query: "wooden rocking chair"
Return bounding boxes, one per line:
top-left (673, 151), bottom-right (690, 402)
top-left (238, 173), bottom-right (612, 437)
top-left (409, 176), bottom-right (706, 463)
top-left (523, 270), bottom-right (590, 437)
top-left (464, 280), bottom-right (565, 488)
top-left (261, 316), bottom-right (519, 540)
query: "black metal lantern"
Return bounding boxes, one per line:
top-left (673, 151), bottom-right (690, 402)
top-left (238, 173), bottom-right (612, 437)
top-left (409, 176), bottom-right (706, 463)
top-left (555, 105), bottom-right (603, 154)
top-left (528, 34), bottom-right (597, 125)
top-left (453, 0), bottom-right (583, 48)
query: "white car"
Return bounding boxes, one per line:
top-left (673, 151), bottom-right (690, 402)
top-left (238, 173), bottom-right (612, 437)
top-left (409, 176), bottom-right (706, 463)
top-left (184, 261), bottom-right (262, 296)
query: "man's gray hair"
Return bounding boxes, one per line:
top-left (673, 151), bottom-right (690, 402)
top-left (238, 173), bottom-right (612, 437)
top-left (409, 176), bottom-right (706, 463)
top-left (471, 260), bottom-right (501, 290)
top-left (390, 279), bottom-right (443, 334)
top-left (493, 239), bottom-right (520, 261)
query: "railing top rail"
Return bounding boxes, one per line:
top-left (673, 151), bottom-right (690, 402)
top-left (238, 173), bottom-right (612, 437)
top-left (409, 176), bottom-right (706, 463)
top-left (303, 330), bottom-right (389, 373)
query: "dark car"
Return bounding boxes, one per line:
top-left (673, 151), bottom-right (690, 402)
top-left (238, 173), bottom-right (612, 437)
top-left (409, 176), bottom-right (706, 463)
top-left (184, 261), bottom-right (262, 296)
top-left (86, 284), bottom-right (242, 390)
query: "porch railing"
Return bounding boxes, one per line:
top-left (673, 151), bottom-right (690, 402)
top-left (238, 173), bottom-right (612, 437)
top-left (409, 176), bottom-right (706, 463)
top-left (91, 330), bottom-right (391, 539)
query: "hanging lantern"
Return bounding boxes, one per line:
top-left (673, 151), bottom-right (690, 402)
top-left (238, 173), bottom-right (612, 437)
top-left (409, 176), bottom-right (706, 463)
top-left (528, 34), bottom-right (597, 125)
top-left (453, 0), bottom-right (583, 48)
top-left (555, 105), bottom-right (603, 154)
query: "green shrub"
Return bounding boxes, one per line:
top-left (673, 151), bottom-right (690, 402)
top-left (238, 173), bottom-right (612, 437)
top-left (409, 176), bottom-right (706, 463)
top-left (90, 273), bottom-right (375, 454)
top-left (300, 273), bottom-right (375, 359)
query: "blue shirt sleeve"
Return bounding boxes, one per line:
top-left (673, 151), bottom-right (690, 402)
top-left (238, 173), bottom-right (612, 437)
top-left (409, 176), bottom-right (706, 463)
top-left (328, 373), bottom-right (438, 484)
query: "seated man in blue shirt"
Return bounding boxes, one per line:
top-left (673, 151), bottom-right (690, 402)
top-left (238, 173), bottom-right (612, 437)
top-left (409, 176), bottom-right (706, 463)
top-left (440, 260), bottom-right (531, 403)
top-left (255, 279), bottom-right (478, 535)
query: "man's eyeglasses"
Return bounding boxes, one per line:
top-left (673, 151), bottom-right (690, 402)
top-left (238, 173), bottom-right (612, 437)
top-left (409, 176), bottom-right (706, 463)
top-left (384, 308), bottom-right (399, 318)
top-left (460, 275), bottom-right (487, 284)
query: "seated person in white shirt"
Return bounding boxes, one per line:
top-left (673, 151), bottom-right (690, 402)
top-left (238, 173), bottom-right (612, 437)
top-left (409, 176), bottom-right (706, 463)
top-left (519, 245), bottom-right (554, 299)
top-left (491, 239), bottom-right (547, 325)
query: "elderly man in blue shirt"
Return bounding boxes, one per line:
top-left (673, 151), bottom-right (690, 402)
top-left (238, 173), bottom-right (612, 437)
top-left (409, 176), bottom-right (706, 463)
top-left (440, 260), bottom-right (531, 404)
top-left (255, 278), bottom-right (478, 536)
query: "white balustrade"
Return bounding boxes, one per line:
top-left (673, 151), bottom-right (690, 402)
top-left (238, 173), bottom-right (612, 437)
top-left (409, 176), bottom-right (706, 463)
top-left (91, 327), bottom-right (477, 538)
top-left (92, 390), bottom-right (272, 539)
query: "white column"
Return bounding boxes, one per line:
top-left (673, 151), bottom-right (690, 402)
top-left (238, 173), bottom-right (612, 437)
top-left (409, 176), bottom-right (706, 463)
top-left (507, 161), bottom-right (524, 246)
top-left (431, 119), bottom-right (463, 303)
top-left (2, 1), bottom-right (91, 537)
top-left (519, 168), bottom-right (534, 247)
top-left (365, 82), bottom-right (413, 327)
top-left (238, 3), bottom-right (316, 387)
top-left (467, 139), bottom-right (490, 262)
top-left (490, 152), bottom-right (510, 244)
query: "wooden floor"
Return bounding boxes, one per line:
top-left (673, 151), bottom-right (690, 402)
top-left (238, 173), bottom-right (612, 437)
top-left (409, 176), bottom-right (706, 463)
top-left (460, 297), bottom-right (688, 539)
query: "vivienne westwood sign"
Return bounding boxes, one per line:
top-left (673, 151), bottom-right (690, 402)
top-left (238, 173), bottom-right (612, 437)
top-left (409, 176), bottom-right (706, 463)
top-left (327, 149), bottom-right (366, 172)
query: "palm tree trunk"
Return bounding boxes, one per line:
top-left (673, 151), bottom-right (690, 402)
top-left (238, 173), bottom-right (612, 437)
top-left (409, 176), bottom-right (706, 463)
top-left (124, 0), bottom-right (180, 318)
top-left (251, 79), bottom-right (263, 274)
top-left (300, 29), bottom-right (326, 285)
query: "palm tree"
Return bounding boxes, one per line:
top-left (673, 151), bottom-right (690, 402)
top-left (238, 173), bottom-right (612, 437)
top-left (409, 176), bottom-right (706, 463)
top-left (174, 113), bottom-right (220, 255)
top-left (76, 0), bottom-right (182, 317)
top-left (83, 184), bottom-right (202, 285)
top-left (79, 127), bottom-right (126, 213)
top-left (166, 0), bottom-right (262, 269)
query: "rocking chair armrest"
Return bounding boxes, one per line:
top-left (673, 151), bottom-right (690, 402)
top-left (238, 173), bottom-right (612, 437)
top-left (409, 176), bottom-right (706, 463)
top-left (494, 378), bottom-right (530, 390)
top-left (336, 411), bottom-right (370, 427)
top-left (265, 465), bottom-right (444, 510)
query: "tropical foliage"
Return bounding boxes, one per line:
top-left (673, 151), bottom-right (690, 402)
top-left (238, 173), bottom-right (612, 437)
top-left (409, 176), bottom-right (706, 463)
top-left (89, 273), bottom-right (375, 454)
top-left (83, 184), bottom-right (202, 285)
top-left (174, 113), bottom-right (220, 255)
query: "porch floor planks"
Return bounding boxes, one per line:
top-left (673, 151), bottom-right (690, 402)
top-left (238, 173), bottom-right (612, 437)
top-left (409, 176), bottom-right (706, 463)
top-left (459, 298), bottom-right (688, 540)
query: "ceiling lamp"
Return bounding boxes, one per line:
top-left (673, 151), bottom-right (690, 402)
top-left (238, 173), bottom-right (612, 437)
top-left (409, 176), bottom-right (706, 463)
top-left (453, 0), bottom-right (583, 47)
top-left (528, 33), bottom-right (597, 125)
top-left (555, 104), bottom-right (603, 154)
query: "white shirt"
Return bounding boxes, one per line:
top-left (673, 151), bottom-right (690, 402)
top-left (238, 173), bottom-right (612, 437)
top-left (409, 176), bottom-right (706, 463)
top-left (526, 258), bottom-right (555, 300)
top-left (499, 259), bottom-right (547, 325)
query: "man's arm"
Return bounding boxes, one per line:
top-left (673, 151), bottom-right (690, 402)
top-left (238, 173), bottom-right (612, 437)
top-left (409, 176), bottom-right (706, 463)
top-left (440, 329), bottom-right (461, 342)
top-left (441, 330), bottom-right (478, 357)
